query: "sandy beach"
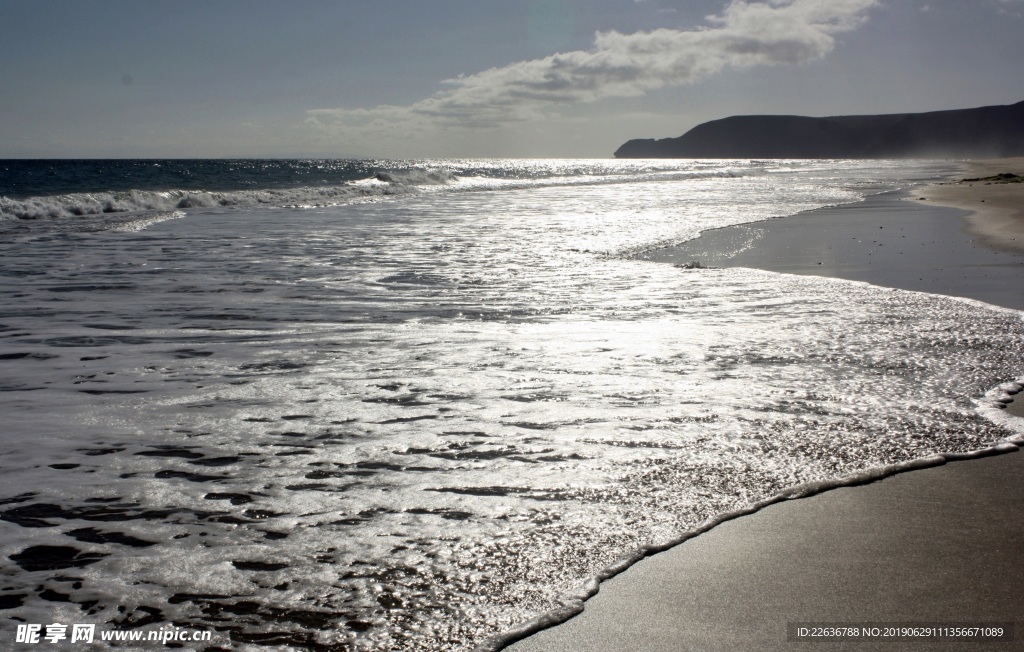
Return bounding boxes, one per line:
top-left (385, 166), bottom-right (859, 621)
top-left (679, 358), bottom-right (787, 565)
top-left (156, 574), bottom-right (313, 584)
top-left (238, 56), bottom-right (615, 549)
top-left (506, 160), bottom-right (1024, 651)
top-left (920, 158), bottom-right (1024, 253)
top-left (638, 161), bottom-right (1024, 311)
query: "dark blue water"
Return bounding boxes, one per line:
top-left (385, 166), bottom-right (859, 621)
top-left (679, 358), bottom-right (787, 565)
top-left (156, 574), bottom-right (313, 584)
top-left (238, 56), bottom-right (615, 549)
top-left (0, 159), bottom-right (384, 199)
top-left (0, 158), bottom-right (689, 200)
top-left (1, 158), bottom-right (714, 223)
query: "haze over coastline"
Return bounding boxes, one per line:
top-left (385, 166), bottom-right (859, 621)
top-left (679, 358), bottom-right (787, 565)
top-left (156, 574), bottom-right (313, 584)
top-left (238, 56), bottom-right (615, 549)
top-left (613, 100), bottom-right (1024, 159)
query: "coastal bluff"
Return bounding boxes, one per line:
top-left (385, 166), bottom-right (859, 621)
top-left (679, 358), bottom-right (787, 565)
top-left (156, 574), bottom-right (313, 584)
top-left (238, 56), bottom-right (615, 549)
top-left (614, 100), bottom-right (1024, 159)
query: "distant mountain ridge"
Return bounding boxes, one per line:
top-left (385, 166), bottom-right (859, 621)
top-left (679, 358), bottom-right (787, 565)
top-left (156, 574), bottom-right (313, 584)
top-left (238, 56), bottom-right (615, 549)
top-left (614, 101), bottom-right (1024, 159)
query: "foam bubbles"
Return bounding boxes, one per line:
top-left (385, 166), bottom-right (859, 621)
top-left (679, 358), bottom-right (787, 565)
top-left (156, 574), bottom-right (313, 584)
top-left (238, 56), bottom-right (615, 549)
top-left (1, 159), bottom-right (1020, 650)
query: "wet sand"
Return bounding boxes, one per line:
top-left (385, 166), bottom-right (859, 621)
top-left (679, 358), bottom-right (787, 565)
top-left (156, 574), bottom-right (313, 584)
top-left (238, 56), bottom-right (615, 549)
top-left (506, 450), bottom-right (1024, 652)
top-left (637, 189), bottom-right (1024, 311)
top-left (506, 161), bottom-right (1024, 651)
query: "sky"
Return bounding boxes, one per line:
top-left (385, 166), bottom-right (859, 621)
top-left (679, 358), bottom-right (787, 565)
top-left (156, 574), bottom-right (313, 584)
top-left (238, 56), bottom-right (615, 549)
top-left (1, 0), bottom-right (1022, 159)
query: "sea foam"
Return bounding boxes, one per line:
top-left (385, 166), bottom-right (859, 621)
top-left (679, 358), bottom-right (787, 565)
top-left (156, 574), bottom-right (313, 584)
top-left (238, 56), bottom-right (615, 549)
top-left (1, 158), bottom-right (1020, 651)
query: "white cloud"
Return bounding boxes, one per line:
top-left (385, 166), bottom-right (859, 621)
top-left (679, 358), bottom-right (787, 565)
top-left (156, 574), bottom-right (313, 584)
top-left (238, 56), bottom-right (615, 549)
top-left (994, 0), bottom-right (1023, 16)
top-left (306, 0), bottom-right (879, 151)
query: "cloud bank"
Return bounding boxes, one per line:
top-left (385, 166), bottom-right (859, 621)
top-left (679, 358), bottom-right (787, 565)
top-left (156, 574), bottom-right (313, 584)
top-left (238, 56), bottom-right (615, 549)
top-left (306, 0), bottom-right (879, 144)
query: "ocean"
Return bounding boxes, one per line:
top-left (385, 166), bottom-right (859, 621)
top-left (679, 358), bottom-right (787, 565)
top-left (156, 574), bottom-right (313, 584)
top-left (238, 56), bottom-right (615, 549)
top-left (1, 159), bottom-right (1022, 650)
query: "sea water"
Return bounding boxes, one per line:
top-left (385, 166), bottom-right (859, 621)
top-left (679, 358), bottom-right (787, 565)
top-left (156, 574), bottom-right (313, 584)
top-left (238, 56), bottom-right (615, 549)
top-left (1, 159), bottom-right (1022, 650)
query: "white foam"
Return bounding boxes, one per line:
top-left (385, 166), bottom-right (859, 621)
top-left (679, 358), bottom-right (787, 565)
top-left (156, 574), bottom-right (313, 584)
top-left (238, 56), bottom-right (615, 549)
top-left (0, 184), bottom-right (425, 222)
top-left (0, 161), bottom-right (826, 227)
top-left (481, 292), bottom-right (1024, 652)
top-left (480, 437), bottom-right (1024, 652)
top-left (3, 159), bottom-right (1020, 651)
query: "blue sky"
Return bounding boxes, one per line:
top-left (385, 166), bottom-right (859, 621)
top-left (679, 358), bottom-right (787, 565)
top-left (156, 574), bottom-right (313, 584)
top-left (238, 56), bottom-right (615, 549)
top-left (1, 0), bottom-right (1022, 158)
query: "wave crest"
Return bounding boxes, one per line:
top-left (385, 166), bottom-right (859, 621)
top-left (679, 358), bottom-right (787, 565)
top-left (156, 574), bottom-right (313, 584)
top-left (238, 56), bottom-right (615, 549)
top-left (373, 168), bottom-right (458, 185)
top-left (1, 163), bottom-right (760, 223)
top-left (0, 183), bottom-right (425, 221)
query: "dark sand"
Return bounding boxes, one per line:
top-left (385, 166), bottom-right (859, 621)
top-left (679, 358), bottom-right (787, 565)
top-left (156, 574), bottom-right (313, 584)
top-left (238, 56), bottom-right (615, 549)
top-left (508, 451), bottom-right (1024, 652)
top-left (507, 176), bottom-right (1024, 651)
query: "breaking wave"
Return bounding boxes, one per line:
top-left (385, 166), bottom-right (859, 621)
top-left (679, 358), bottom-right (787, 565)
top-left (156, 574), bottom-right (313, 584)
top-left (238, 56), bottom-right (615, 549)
top-left (0, 161), bottom-right (767, 224)
top-left (0, 183), bottom-right (421, 221)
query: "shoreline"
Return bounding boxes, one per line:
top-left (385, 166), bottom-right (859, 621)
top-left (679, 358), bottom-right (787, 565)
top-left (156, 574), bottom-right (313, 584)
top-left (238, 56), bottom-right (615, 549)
top-left (637, 177), bottom-right (1024, 311)
top-left (504, 159), bottom-right (1024, 651)
top-left (506, 448), bottom-right (1024, 652)
top-left (918, 157), bottom-right (1024, 253)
